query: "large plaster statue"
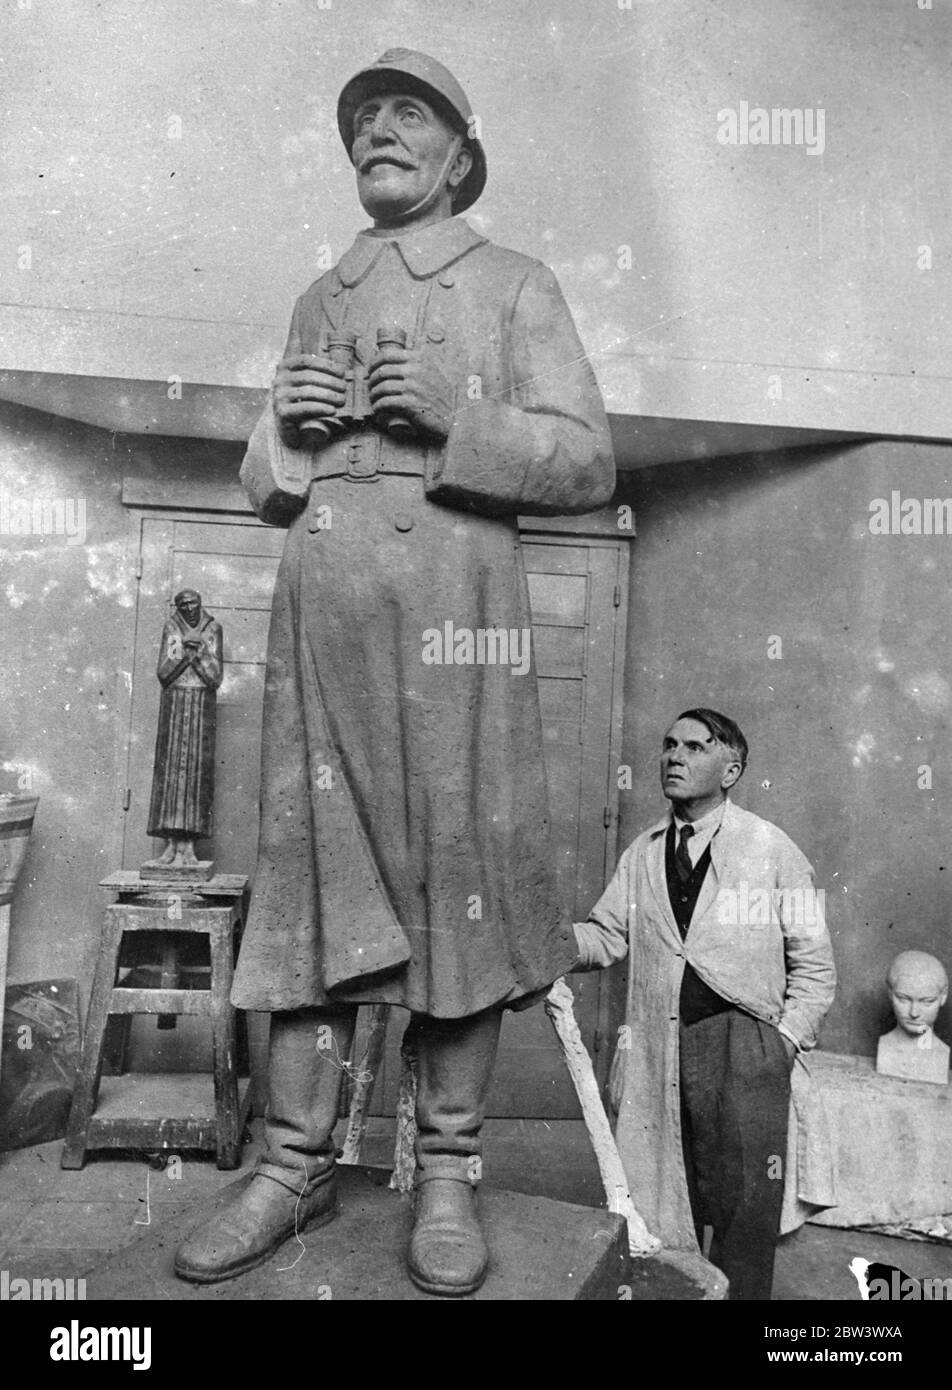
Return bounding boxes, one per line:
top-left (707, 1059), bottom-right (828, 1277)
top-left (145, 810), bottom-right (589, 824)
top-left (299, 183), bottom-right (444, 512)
top-left (174, 50), bottom-right (614, 1295)
top-left (876, 949), bottom-right (949, 1085)
top-left (142, 589), bottom-right (223, 881)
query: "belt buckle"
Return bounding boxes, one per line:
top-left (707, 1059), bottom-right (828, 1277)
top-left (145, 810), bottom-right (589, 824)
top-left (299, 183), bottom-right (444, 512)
top-left (346, 439), bottom-right (378, 483)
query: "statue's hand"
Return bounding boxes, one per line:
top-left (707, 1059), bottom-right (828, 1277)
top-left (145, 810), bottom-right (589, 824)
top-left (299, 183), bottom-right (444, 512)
top-left (272, 354), bottom-right (347, 448)
top-left (367, 347), bottom-right (455, 441)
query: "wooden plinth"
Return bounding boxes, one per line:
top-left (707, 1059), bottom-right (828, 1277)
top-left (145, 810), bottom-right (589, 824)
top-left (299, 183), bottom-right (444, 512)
top-left (82, 1164), bottom-right (726, 1301)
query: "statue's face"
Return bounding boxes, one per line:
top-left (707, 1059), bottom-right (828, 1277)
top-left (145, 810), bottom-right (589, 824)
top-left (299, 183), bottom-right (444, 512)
top-left (352, 90), bottom-right (470, 224)
top-left (660, 717), bottom-right (738, 806)
top-left (177, 594), bottom-right (201, 626)
top-left (888, 959), bottom-right (948, 1036)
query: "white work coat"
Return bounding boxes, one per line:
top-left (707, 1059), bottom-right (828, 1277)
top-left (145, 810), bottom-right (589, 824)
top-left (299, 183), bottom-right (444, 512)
top-left (574, 799), bottom-right (838, 1247)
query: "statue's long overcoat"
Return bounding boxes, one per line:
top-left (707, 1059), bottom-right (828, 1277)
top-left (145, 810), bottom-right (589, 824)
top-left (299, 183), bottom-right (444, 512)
top-left (231, 216), bottom-right (615, 1018)
top-left (147, 609), bottom-right (222, 839)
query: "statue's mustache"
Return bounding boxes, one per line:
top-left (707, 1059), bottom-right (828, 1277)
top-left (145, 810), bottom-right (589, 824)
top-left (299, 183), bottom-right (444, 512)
top-left (359, 150), bottom-right (417, 173)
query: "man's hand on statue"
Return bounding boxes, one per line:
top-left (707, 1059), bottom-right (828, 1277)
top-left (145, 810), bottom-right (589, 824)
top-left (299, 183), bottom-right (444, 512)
top-left (272, 354), bottom-right (347, 448)
top-left (367, 347), bottom-right (455, 440)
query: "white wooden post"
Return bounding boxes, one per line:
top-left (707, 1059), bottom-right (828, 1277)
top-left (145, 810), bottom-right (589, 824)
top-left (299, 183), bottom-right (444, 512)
top-left (544, 977), bottom-right (660, 1257)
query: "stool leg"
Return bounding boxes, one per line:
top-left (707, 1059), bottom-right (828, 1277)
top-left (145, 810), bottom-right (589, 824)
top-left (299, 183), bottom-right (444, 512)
top-left (233, 918), bottom-right (250, 1079)
top-left (61, 907), bottom-right (124, 1169)
top-left (156, 936), bottom-right (181, 1030)
top-left (208, 912), bottom-right (240, 1170)
top-left (101, 1014), bottom-right (133, 1075)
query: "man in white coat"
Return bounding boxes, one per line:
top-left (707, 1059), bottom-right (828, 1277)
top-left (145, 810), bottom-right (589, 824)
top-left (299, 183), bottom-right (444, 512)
top-left (573, 708), bottom-right (836, 1300)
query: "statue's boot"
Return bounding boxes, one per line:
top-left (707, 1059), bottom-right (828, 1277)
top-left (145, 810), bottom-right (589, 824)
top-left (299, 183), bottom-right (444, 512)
top-left (408, 1166), bottom-right (488, 1296)
top-left (173, 1169), bottom-right (337, 1283)
top-left (174, 1004), bottom-right (357, 1284)
top-left (405, 1006), bottom-right (501, 1297)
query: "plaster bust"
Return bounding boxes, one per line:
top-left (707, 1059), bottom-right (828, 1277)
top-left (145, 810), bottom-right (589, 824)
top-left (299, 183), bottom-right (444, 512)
top-left (876, 949), bottom-right (949, 1084)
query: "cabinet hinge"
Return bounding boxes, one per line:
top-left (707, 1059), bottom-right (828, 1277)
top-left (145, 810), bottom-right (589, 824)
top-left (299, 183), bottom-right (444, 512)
top-left (603, 805), bottom-right (611, 829)
top-left (593, 1028), bottom-right (603, 1054)
top-left (613, 583), bottom-right (621, 607)
top-left (122, 788), bottom-right (132, 811)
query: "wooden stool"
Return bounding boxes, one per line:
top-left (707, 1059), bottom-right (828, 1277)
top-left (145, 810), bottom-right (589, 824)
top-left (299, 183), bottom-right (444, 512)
top-left (62, 872), bottom-right (252, 1171)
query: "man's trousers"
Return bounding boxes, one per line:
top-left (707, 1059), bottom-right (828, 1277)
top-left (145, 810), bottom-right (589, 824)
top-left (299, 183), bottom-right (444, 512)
top-left (678, 1008), bottom-right (793, 1301)
top-left (255, 1003), bottom-right (502, 1194)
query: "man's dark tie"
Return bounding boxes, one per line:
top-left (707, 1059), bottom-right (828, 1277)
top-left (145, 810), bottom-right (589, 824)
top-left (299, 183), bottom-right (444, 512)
top-left (675, 824), bottom-right (694, 882)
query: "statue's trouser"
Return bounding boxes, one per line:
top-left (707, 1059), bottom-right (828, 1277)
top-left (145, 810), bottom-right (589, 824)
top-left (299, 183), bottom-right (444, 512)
top-left (256, 1002), bottom-right (503, 1194)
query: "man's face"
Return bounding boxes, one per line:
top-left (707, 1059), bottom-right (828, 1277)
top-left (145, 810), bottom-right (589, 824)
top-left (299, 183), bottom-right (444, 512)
top-left (888, 960), bottom-right (948, 1036)
top-left (660, 717), bottom-right (737, 807)
top-left (351, 90), bottom-right (468, 222)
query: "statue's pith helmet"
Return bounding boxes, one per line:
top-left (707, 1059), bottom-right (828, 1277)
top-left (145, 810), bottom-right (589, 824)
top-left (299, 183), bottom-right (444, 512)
top-left (337, 48), bottom-right (487, 213)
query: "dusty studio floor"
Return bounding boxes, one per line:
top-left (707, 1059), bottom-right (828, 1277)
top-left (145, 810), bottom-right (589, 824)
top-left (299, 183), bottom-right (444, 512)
top-left (1, 1117), bottom-right (950, 1301)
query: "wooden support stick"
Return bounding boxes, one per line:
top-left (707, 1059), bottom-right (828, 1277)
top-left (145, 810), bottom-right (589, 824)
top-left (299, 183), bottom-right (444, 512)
top-left (389, 1028), bottom-right (418, 1194)
top-left (340, 1002), bottom-right (389, 1165)
top-left (544, 976), bottom-right (660, 1257)
top-left (0, 904), bottom-right (9, 1093)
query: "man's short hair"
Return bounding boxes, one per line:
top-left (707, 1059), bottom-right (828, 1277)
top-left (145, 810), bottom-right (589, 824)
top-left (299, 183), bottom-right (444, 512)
top-left (677, 707), bottom-right (748, 774)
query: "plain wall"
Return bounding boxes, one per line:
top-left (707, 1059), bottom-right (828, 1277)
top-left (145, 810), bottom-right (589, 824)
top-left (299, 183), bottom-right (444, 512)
top-left (617, 437), bottom-right (952, 1055)
top-left (0, 401), bottom-right (137, 990)
top-left (2, 0), bottom-right (950, 433)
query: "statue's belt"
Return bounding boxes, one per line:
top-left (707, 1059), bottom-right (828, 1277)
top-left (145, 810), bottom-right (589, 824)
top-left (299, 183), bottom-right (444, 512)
top-left (310, 448), bottom-right (427, 485)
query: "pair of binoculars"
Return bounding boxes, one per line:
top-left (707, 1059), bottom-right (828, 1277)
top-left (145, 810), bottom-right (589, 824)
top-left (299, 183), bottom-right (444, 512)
top-left (300, 326), bottom-right (414, 442)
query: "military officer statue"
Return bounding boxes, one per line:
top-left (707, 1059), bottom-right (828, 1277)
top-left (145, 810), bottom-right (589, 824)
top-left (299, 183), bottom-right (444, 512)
top-left (174, 49), bottom-right (615, 1296)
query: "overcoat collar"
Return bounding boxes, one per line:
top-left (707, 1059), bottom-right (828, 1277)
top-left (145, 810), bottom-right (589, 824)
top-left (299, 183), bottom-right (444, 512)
top-left (334, 216), bottom-right (487, 287)
top-left (643, 797), bottom-right (742, 941)
top-left (172, 608), bottom-right (211, 637)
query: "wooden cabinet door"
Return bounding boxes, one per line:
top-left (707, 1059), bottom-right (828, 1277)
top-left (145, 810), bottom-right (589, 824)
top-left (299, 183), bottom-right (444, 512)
top-left (121, 516), bottom-right (629, 1116)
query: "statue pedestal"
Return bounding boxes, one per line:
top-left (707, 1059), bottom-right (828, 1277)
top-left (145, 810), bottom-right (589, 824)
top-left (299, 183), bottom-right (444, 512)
top-left (61, 873), bottom-right (250, 1171)
top-left (139, 859), bottom-right (214, 883)
top-left (876, 1030), bottom-right (950, 1085)
top-left (82, 1164), bottom-right (725, 1300)
top-left (805, 1053), bottom-right (952, 1228)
